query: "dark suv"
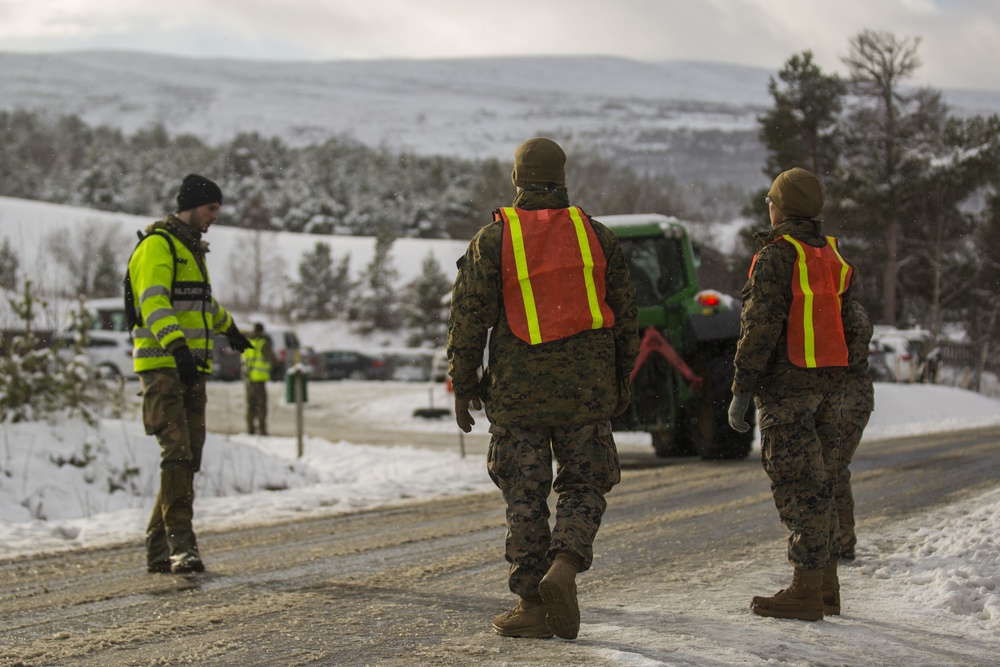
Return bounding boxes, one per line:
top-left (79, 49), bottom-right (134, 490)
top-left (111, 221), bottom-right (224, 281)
top-left (318, 350), bottom-right (391, 381)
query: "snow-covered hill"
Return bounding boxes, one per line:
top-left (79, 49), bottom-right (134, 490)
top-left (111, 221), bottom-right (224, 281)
top-left (0, 51), bottom-right (771, 150)
top-left (7, 51), bottom-right (998, 195)
top-left (0, 196), bottom-right (469, 333)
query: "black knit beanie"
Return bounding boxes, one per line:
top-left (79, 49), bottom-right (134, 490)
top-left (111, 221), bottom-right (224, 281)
top-left (176, 174), bottom-right (223, 212)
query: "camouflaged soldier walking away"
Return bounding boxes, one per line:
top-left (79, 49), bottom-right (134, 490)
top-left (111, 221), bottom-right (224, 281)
top-left (448, 138), bottom-right (639, 640)
top-left (728, 167), bottom-right (862, 621)
top-left (128, 174), bottom-right (253, 574)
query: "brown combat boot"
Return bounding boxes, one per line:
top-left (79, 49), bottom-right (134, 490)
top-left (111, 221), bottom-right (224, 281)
top-left (160, 466), bottom-right (205, 574)
top-left (822, 560), bottom-right (841, 615)
top-left (539, 552), bottom-right (582, 639)
top-left (751, 567), bottom-right (824, 621)
top-left (145, 530), bottom-right (171, 573)
top-left (492, 596), bottom-right (552, 638)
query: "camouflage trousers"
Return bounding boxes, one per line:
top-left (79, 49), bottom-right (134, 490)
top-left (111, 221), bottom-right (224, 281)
top-left (139, 369), bottom-right (207, 471)
top-left (245, 381), bottom-right (268, 434)
top-left (757, 391), bottom-right (843, 570)
top-left (139, 369), bottom-right (207, 566)
top-left (835, 409), bottom-right (872, 556)
top-left (487, 421), bottom-right (620, 599)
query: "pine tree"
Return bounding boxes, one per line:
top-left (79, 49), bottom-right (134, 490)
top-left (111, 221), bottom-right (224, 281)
top-left (356, 226), bottom-right (400, 332)
top-left (291, 241), bottom-right (340, 321)
top-left (0, 237), bottom-right (19, 290)
top-left (840, 29), bottom-right (923, 325)
top-left (747, 51), bottom-right (847, 262)
top-left (0, 283), bottom-right (102, 425)
top-left (758, 51), bottom-right (847, 179)
top-left (401, 252), bottom-right (453, 346)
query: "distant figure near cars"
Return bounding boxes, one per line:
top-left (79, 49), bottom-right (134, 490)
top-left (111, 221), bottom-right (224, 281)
top-left (242, 323), bottom-right (277, 435)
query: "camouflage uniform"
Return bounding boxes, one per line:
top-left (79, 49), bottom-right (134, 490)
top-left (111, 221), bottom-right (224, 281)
top-left (448, 185), bottom-right (639, 600)
top-left (140, 369), bottom-right (207, 571)
top-left (837, 301), bottom-right (875, 559)
top-left (733, 218), bottom-right (859, 570)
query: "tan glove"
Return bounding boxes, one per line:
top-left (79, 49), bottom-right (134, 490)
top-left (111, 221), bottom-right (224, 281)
top-left (455, 396), bottom-right (483, 433)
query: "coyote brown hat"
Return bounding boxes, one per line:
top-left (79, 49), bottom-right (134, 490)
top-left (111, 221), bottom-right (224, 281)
top-left (768, 167), bottom-right (824, 218)
top-left (511, 138), bottom-right (566, 188)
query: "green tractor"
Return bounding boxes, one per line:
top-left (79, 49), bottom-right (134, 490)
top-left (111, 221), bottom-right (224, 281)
top-left (599, 213), bottom-right (754, 460)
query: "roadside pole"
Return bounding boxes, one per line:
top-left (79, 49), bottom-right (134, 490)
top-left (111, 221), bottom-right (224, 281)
top-left (296, 370), bottom-right (305, 458)
top-left (284, 350), bottom-right (308, 458)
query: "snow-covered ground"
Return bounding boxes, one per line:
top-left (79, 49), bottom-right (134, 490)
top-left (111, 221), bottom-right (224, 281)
top-left (1, 381), bottom-right (999, 664)
top-left (3, 195), bottom-right (1000, 663)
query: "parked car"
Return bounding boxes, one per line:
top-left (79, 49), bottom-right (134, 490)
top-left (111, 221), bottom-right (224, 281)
top-left (871, 327), bottom-right (929, 383)
top-left (431, 349), bottom-right (448, 382)
top-left (299, 346), bottom-right (322, 377)
top-left (317, 350), bottom-right (391, 381)
top-left (83, 297), bottom-right (131, 333)
top-left (55, 330), bottom-right (137, 380)
top-left (867, 341), bottom-right (896, 382)
top-left (387, 351), bottom-right (434, 382)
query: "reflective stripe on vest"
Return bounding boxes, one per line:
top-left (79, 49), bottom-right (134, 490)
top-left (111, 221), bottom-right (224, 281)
top-left (128, 228), bottom-right (231, 373)
top-left (499, 206), bottom-right (614, 345)
top-left (782, 235), bottom-right (852, 368)
top-left (243, 337), bottom-right (271, 382)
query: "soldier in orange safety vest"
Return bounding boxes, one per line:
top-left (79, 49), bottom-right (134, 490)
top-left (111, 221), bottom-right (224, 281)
top-left (447, 137), bottom-right (639, 641)
top-left (728, 167), bottom-right (863, 622)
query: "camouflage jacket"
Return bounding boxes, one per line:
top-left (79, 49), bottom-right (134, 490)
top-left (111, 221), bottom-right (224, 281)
top-left (732, 217), bottom-right (859, 402)
top-left (844, 300), bottom-right (876, 418)
top-left (447, 186), bottom-right (639, 428)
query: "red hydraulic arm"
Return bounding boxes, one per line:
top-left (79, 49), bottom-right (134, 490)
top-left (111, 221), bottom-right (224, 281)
top-left (629, 326), bottom-right (703, 391)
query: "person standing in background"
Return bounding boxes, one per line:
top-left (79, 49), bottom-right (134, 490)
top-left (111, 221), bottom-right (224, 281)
top-left (243, 322), bottom-right (277, 435)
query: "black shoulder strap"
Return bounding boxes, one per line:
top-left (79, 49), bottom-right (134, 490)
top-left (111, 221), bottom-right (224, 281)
top-left (123, 230), bottom-right (178, 329)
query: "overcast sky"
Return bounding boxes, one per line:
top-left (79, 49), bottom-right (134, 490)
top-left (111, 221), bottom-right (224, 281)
top-left (2, 0), bottom-right (998, 91)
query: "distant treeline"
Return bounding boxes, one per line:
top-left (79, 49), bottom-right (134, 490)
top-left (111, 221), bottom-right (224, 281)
top-left (0, 109), bottom-right (689, 241)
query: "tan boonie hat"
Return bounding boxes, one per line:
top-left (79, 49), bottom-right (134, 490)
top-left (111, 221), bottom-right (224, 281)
top-left (768, 167), bottom-right (824, 218)
top-left (511, 137), bottom-right (566, 188)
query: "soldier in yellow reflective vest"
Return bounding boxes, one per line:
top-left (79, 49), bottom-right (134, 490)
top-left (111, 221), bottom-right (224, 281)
top-left (128, 174), bottom-right (253, 574)
top-left (242, 322), bottom-right (277, 435)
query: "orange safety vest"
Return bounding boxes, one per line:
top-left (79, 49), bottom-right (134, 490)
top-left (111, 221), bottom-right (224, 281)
top-left (498, 206), bottom-right (615, 345)
top-left (750, 235), bottom-right (853, 368)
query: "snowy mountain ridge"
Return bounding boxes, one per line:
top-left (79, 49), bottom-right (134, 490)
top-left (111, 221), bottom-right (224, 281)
top-left (5, 50), bottom-right (1000, 193)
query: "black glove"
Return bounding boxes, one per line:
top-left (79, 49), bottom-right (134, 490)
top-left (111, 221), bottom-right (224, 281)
top-left (172, 345), bottom-right (201, 386)
top-left (226, 324), bottom-right (253, 352)
top-left (728, 394), bottom-right (751, 433)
